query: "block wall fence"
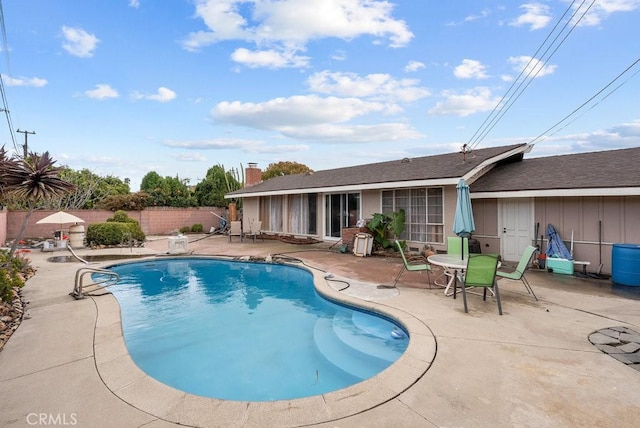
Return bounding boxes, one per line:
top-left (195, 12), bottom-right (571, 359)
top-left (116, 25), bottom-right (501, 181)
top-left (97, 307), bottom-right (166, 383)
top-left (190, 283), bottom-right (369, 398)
top-left (1, 207), bottom-right (227, 242)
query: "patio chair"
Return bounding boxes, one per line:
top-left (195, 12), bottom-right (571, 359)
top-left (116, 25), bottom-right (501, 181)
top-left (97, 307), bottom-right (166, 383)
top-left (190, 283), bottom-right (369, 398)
top-left (447, 236), bottom-right (469, 257)
top-left (496, 245), bottom-right (538, 300)
top-left (228, 221), bottom-right (243, 242)
top-left (394, 240), bottom-right (431, 287)
top-left (457, 254), bottom-right (502, 315)
top-left (434, 236), bottom-right (470, 287)
top-left (245, 220), bottom-right (263, 242)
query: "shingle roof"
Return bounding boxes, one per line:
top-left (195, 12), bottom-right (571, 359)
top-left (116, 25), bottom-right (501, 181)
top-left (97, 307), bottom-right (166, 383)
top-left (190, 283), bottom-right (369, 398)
top-left (230, 144), bottom-right (527, 196)
top-left (471, 146), bottom-right (640, 192)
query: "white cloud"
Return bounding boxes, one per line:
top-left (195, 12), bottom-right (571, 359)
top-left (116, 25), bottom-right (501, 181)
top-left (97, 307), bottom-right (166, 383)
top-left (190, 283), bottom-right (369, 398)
top-left (182, 0), bottom-right (413, 68)
top-left (163, 138), bottom-right (309, 154)
top-left (3, 75), bottom-right (47, 87)
top-left (212, 95), bottom-right (388, 129)
top-left (84, 84), bottom-right (119, 100)
top-left (331, 50), bottom-right (347, 61)
top-left (447, 8), bottom-right (491, 26)
top-left (454, 59), bottom-right (489, 79)
top-left (131, 87), bottom-right (177, 102)
top-left (175, 152), bottom-right (207, 162)
top-left (528, 119), bottom-right (640, 156)
top-left (278, 122), bottom-right (423, 143)
top-left (428, 87), bottom-right (500, 117)
top-left (210, 94), bottom-right (422, 143)
top-left (571, 0), bottom-right (640, 26)
top-left (231, 48), bottom-right (310, 68)
top-left (61, 26), bottom-right (100, 57)
top-left (404, 60), bottom-right (425, 72)
top-left (509, 3), bottom-right (552, 30)
top-left (307, 71), bottom-right (430, 102)
top-left (129, 0), bottom-right (140, 8)
top-left (508, 56), bottom-right (557, 77)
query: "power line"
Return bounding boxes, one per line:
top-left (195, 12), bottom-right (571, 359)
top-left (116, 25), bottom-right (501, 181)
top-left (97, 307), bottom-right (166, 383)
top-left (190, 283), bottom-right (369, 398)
top-left (0, 0), bottom-right (17, 153)
top-left (466, 0), bottom-right (597, 151)
top-left (527, 56), bottom-right (640, 146)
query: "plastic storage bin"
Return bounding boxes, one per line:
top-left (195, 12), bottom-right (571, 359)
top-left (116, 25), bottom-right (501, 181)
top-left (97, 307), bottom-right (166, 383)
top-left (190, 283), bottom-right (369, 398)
top-left (546, 256), bottom-right (574, 275)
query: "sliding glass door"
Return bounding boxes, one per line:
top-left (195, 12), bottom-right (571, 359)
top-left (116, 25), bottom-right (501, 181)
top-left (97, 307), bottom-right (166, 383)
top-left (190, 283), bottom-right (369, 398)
top-left (325, 193), bottom-right (360, 238)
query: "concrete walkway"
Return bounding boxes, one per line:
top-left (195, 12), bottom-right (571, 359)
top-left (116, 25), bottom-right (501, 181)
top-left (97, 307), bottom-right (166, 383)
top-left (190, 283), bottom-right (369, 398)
top-left (1, 234), bottom-right (639, 427)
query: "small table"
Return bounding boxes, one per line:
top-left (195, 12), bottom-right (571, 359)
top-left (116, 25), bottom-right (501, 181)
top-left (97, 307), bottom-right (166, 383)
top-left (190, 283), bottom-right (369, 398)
top-left (428, 254), bottom-right (501, 296)
top-left (427, 254), bottom-right (467, 295)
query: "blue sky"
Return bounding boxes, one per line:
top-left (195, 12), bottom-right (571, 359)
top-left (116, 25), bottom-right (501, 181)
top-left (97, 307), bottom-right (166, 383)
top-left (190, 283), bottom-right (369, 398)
top-left (1, 0), bottom-right (639, 191)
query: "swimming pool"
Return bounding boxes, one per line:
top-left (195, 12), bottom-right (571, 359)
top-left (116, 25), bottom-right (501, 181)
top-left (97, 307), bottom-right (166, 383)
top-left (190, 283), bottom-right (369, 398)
top-left (105, 257), bottom-right (409, 401)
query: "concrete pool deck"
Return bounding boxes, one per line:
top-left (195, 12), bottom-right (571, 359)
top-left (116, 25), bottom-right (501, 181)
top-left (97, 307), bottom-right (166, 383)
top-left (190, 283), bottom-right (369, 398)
top-left (1, 234), bottom-right (639, 427)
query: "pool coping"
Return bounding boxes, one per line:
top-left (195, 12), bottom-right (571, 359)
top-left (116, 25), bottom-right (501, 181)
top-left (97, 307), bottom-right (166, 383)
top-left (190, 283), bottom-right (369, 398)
top-left (91, 255), bottom-right (436, 427)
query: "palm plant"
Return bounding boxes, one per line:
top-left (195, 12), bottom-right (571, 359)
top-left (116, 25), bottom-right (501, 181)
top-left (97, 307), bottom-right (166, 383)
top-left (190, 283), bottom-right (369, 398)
top-left (0, 149), bottom-right (75, 257)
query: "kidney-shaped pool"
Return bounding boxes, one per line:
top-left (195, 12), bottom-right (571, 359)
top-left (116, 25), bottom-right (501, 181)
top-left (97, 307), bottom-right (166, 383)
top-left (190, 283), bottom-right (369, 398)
top-left (104, 257), bottom-right (409, 401)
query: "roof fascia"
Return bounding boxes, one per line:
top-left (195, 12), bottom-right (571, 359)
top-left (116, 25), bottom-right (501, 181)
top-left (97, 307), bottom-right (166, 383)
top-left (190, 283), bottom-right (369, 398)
top-left (227, 144), bottom-right (533, 199)
top-left (227, 178), bottom-right (459, 198)
top-left (462, 144), bottom-right (531, 183)
top-left (471, 187), bottom-right (640, 199)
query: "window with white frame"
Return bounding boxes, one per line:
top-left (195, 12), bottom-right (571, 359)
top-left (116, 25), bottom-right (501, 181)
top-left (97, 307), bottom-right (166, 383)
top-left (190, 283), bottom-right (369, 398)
top-left (382, 187), bottom-right (443, 243)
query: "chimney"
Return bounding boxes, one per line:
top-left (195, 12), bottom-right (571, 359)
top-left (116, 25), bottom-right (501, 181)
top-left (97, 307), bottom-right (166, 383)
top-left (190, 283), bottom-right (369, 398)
top-left (245, 162), bottom-right (262, 187)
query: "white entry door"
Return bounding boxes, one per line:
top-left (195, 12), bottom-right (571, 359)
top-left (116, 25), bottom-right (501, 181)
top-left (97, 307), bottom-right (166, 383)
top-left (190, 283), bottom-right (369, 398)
top-left (501, 199), bottom-right (533, 262)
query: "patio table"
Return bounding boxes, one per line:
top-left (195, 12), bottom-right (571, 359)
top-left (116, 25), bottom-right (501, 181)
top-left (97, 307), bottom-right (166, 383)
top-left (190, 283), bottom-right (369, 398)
top-left (427, 254), bottom-right (466, 295)
top-left (428, 254), bottom-right (500, 297)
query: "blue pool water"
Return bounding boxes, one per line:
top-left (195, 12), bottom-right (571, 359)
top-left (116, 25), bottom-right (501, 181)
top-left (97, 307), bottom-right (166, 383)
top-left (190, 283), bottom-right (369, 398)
top-left (105, 258), bottom-right (408, 401)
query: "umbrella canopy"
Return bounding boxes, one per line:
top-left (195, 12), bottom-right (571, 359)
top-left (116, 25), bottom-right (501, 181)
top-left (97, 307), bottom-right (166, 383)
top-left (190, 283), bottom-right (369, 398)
top-left (36, 211), bottom-right (85, 225)
top-left (453, 179), bottom-right (475, 259)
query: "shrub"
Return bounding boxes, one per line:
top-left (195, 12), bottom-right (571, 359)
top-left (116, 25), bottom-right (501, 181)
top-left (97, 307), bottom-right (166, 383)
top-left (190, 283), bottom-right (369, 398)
top-left (191, 223), bottom-right (203, 233)
top-left (367, 210), bottom-right (406, 251)
top-left (0, 250), bottom-right (30, 303)
top-left (86, 223), bottom-right (133, 246)
top-left (87, 211), bottom-right (145, 246)
top-left (179, 226), bottom-right (191, 234)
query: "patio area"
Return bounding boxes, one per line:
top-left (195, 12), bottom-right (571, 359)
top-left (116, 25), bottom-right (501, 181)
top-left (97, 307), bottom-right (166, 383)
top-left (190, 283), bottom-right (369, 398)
top-left (1, 233), bottom-right (639, 427)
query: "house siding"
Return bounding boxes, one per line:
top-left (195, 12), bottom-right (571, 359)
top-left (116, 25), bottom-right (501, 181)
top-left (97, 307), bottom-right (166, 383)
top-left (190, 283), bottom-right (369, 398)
top-left (472, 195), bottom-right (640, 274)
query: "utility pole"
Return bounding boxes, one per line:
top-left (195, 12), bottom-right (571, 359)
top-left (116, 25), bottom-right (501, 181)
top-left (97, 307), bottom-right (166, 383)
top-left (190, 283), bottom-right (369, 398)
top-left (16, 129), bottom-right (35, 158)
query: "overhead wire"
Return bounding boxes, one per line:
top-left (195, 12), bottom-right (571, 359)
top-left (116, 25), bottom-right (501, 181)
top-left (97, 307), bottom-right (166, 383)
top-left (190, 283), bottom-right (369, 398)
top-left (466, 0), bottom-right (598, 152)
top-left (527, 56), bottom-right (640, 145)
top-left (0, 0), bottom-right (18, 153)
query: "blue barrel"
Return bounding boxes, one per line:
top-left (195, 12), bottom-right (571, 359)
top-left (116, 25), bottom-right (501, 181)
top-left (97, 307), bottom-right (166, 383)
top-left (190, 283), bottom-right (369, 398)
top-left (611, 244), bottom-right (640, 286)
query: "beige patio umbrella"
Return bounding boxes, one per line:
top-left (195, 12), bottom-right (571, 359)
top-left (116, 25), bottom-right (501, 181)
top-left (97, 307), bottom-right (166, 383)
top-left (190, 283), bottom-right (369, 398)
top-left (36, 211), bottom-right (85, 226)
top-left (36, 211), bottom-right (85, 239)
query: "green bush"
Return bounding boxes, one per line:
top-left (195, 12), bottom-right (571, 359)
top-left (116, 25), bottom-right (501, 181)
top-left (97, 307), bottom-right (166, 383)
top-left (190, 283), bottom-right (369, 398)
top-left (191, 223), bottom-right (203, 233)
top-left (0, 250), bottom-right (30, 303)
top-left (179, 226), bottom-right (191, 234)
top-left (87, 211), bottom-right (145, 246)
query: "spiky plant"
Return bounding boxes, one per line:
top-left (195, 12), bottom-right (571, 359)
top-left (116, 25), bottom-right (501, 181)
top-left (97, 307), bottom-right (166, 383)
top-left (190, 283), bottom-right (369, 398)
top-left (0, 150), bottom-right (76, 257)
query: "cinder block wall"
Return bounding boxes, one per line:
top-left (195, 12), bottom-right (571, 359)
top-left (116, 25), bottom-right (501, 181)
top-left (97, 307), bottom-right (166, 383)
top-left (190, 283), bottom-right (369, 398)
top-left (5, 207), bottom-right (226, 240)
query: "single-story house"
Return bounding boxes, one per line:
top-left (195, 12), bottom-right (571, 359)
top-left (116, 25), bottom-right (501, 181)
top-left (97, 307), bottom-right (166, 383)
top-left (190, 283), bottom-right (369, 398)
top-left (228, 144), bottom-right (640, 274)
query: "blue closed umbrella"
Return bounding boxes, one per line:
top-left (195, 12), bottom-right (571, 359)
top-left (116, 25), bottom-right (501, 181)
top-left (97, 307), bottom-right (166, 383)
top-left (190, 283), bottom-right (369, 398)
top-left (453, 179), bottom-right (475, 259)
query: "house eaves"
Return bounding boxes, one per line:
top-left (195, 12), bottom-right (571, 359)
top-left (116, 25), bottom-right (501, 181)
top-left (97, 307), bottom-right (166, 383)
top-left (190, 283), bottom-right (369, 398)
top-left (470, 146), bottom-right (640, 198)
top-left (227, 143), bottom-right (531, 198)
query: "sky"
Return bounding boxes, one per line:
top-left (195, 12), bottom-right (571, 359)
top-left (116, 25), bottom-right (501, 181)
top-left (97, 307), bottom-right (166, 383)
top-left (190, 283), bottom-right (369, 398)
top-left (1, 0), bottom-right (639, 191)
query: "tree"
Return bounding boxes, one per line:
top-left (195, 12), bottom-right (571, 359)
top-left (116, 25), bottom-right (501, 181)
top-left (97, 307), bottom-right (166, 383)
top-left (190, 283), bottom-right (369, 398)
top-left (139, 172), bottom-right (196, 207)
top-left (194, 164), bottom-right (242, 207)
top-left (55, 168), bottom-right (129, 209)
top-left (0, 149), bottom-right (75, 257)
top-left (262, 161), bottom-right (312, 180)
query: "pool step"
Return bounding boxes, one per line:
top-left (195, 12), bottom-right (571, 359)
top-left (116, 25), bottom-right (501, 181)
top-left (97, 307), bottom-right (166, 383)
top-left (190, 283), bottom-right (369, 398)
top-left (313, 313), bottom-right (407, 379)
